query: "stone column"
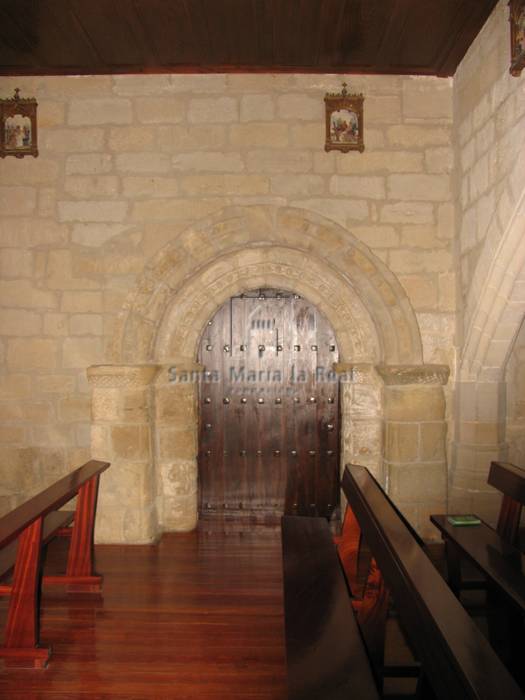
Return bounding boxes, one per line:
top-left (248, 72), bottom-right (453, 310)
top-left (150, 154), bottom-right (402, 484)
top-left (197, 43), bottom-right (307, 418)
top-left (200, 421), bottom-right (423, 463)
top-left (377, 364), bottom-right (450, 540)
top-left (87, 364), bottom-right (160, 544)
top-left (451, 379), bottom-right (507, 525)
top-left (336, 363), bottom-right (384, 484)
top-left (155, 358), bottom-right (202, 532)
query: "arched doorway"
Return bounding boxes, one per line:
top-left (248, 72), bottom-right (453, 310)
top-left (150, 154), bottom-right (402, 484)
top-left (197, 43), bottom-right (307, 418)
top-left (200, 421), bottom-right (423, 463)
top-left (88, 206), bottom-right (450, 544)
top-left (196, 288), bottom-right (341, 525)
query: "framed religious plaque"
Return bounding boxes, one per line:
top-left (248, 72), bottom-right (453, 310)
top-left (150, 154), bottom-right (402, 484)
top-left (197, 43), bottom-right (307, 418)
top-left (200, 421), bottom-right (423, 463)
top-left (0, 88), bottom-right (38, 158)
top-left (324, 82), bottom-right (364, 153)
top-left (510, 0), bottom-right (525, 76)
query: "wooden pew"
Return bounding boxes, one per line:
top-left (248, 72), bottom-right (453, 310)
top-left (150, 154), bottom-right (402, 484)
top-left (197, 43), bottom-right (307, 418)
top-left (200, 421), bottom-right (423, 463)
top-left (0, 459), bottom-right (110, 668)
top-left (0, 510), bottom-right (75, 585)
top-left (335, 479), bottom-right (424, 688)
top-left (430, 461), bottom-right (525, 684)
top-left (430, 461), bottom-right (525, 603)
top-left (488, 461), bottom-right (525, 547)
top-left (430, 461), bottom-right (525, 595)
top-left (281, 515), bottom-right (380, 700)
top-left (341, 464), bottom-right (524, 700)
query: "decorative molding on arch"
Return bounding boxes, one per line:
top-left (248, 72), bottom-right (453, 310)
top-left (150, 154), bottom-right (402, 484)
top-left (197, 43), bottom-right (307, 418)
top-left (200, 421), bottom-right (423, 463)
top-left (376, 364), bottom-right (450, 386)
top-left (461, 146), bottom-right (525, 382)
top-left (110, 205), bottom-right (423, 367)
top-left (155, 251), bottom-right (381, 363)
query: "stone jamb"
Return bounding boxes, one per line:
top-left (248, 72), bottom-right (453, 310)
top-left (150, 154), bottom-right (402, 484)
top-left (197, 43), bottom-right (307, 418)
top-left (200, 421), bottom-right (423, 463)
top-left (379, 363), bottom-right (449, 539)
top-left (87, 363), bottom-right (161, 543)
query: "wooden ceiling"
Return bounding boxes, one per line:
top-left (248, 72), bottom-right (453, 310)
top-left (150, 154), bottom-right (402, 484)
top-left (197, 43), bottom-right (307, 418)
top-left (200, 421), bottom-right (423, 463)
top-left (0, 0), bottom-right (499, 78)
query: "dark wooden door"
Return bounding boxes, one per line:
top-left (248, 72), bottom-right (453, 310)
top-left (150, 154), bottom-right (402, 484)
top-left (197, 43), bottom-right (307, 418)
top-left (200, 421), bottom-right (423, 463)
top-left (197, 289), bottom-right (340, 524)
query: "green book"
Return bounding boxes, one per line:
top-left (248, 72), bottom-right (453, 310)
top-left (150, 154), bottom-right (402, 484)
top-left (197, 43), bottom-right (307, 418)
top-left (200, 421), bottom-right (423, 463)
top-left (447, 514), bottom-right (481, 527)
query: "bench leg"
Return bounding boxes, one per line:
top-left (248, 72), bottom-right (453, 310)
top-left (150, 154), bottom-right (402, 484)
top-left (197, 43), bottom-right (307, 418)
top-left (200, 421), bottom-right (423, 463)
top-left (0, 517), bottom-right (51, 669)
top-left (335, 505), bottom-right (366, 598)
top-left (356, 556), bottom-right (389, 690)
top-left (444, 539), bottom-right (462, 598)
top-left (416, 671), bottom-right (437, 699)
top-left (486, 585), bottom-right (525, 686)
top-left (43, 475), bottom-right (103, 593)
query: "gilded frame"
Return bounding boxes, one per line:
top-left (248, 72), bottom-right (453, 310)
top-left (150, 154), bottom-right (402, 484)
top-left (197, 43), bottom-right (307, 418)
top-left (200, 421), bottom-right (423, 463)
top-left (0, 88), bottom-right (38, 159)
top-left (324, 83), bottom-right (364, 153)
top-left (510, 0), bottom-right (525, 77)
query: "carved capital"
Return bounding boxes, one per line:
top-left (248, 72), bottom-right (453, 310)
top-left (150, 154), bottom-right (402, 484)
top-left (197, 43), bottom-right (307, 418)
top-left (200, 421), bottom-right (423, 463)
top-left (87, 364), bottom-right (161, 389)
top-left (376, 364), bottom-right (450, 386)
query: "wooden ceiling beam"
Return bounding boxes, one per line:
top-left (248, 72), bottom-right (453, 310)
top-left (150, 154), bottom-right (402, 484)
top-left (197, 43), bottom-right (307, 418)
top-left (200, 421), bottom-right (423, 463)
top-left (0, 0), bottom-right (501, 78)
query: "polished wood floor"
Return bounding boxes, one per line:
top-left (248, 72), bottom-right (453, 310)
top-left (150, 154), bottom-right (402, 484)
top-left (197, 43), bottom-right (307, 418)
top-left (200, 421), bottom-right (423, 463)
top-left (0, 527), bottom-right (287, 700)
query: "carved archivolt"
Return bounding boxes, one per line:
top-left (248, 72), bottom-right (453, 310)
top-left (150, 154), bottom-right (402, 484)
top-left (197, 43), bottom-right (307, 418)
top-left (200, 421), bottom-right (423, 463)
top-left (112, 205), bottom-right (423, 367)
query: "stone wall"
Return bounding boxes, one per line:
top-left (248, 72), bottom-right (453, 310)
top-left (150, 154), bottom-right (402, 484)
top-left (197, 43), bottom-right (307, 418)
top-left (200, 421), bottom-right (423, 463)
top-left (505, 320), bottom-right (525, 466)
top-left (452, 0), bottom-right (525, 520)
top-left (0, 71), bottom-right (455, 535)
top-left (455, 0), bottom-right (525, 319)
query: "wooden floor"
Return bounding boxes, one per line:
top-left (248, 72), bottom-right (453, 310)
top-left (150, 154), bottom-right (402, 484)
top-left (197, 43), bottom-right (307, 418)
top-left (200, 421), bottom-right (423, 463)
top-left (0, 527), bottom-right (288, 700)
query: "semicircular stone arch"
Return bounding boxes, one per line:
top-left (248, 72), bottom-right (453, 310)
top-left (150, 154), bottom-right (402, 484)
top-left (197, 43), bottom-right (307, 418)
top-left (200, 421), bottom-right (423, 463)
top-left (155, 247), bottom-right (381, 365)
top-left (111, 205), bottom-right (423, 367)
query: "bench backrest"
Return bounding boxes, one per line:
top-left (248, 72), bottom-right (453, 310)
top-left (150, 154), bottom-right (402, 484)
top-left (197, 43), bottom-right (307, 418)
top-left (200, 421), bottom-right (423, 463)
top-left (488, 461), bottom-right (525, 546)
top-left (0, 460), bottom-right (110, 550)
top-left (282, 515), bottom-right (379, 700)
top-left (342, 464), bottom-right (524, 700)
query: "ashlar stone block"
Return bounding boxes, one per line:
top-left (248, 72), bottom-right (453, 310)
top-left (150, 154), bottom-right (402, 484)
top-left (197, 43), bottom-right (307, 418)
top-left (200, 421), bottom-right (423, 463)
top-left (420, 422), bottom-right (446, 460)
top-left (229, 123), bottom-right (289, 148)
top-left (58, 200), bottom-right (128, 223)
top-left (110, 425), bottom-right (150, 461)
top-left (135, 97), bottom-right (185, 124)
top-left (388, 463), bottom-right (447, 503)
top-left (7, 338), bottom-right (58, 370)
top-left (388, 174), bottom-right (451, 202)
top-left (68, 98), bottom-right (133, 125)
top-left (386, 423), bottom-right (419, 462)
top-left (240, 94), bottom-right (275, 122)
top-left (0, 309), bottom-right (42, 336)
top-left (188, 97), bottom-right (238, 123)
top-left (62, 337), bottom-right (103, 368)
top-left (385, 386), bottom-right (445, 422)
top-left (0, 187), bottom-right (36, 216)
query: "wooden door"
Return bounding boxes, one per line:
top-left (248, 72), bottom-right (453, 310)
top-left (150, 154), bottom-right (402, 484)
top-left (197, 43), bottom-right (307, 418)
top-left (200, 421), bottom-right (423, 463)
top-left (197, 289), bottom-right (340, 524)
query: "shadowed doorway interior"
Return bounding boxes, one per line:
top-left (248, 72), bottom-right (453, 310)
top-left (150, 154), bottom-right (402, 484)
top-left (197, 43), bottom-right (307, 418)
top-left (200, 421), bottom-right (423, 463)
top-left (197, 289), bottom-right (341, 526)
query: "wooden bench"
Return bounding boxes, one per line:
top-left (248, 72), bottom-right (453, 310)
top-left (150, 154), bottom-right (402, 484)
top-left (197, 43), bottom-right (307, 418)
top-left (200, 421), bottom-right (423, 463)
top-left (0, 459), bottom-right (110, 668)
top-left (430, 461), bottom-right (525, 685)
top-left (430, 461), bottom-right (525, 596)
top-left (0, 510), bottom-right (75, 586)
top-left (281, 515), bottom-right (379, 700)
top-left (340, 464), bottom-right (524, 700)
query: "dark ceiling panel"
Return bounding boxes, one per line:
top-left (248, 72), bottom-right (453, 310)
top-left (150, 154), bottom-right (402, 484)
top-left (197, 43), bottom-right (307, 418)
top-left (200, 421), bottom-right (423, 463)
top-left (272, 0), bottom-right (306, 66)
top-left (311, 0), bottom-right (341, 67)
top-left (253, 0), bottom-right (275, 67)
top-left (437, 0), bottom-right (499, 76)
top-left (135, 0), bottom-right (209, 67)
top-left (0, 0), bottom-right (500, 76)
top-left (0, 7), bottom-right (38, 67)
top-left (1, 0), bottom-right (100, 69)
top-left (70, 0), bottom-right (156, 68)
top-left (393, 1), bottom-right (466, 69)
top-left (202, 0), bottom-right (258, 66)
